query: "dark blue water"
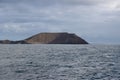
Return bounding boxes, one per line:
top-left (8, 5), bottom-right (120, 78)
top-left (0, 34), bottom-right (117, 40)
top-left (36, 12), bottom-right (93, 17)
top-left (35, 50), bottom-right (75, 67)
top-left (0, 44), bottom-right (120, 80)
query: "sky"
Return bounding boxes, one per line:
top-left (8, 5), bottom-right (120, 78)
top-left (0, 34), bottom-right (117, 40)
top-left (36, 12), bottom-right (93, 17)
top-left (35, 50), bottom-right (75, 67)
top-left (0, 0), bottom-right (120, 44)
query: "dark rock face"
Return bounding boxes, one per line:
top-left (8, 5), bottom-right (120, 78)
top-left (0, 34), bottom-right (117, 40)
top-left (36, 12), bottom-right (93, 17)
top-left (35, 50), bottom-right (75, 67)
top-left (11, 40), bottom-right (28, 44)
top-left (0, 32), bottom-right (88, 44)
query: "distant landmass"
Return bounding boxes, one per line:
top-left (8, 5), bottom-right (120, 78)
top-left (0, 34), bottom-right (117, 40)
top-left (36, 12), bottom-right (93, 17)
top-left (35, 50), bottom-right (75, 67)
top-left (0, 32), bottom-right (88, 44)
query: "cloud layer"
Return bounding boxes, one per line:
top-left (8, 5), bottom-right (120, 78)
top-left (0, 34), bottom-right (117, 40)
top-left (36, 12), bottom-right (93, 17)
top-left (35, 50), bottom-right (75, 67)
top-left (0, 0), bottom-right (120, 44)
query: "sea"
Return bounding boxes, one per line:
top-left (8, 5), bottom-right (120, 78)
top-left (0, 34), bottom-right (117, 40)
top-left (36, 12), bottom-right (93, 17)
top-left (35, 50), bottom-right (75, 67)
top-left (0, 44), bottom-right (120, 80)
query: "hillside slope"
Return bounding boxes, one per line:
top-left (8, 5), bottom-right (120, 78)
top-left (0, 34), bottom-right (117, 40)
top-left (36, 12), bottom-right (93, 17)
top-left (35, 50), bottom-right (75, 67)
top-left (25, 32), bottom-right (88, 44)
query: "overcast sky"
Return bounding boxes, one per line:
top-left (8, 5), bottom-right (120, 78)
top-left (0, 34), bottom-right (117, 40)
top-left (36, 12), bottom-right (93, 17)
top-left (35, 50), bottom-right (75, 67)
top-left (0, 0), bottom-right (120, 44)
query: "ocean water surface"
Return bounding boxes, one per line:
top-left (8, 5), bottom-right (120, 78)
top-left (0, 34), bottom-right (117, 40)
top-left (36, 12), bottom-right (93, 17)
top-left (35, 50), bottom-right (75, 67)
top-left (0, 44), bottom-right (120, 80)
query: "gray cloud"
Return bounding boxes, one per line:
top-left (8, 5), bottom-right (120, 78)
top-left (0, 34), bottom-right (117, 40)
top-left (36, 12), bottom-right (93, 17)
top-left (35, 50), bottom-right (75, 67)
top-left (0, 0), bottom-right (114, 6)
top-left (0, 0), bottom-right (120, 44)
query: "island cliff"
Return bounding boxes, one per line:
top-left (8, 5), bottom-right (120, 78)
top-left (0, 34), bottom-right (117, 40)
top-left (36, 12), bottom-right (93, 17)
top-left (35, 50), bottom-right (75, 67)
top-left (0, 32), bottom-right (88, 44)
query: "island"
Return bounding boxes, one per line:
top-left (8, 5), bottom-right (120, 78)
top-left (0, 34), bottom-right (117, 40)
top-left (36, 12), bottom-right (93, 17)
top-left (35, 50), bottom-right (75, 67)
top-left (0, 32), bottom-right (88, 44)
